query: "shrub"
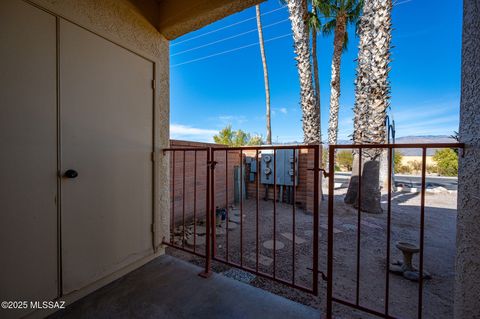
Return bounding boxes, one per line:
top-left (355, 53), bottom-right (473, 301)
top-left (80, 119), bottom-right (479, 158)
top-left (336, 150), bottom-right (353, 171)
top-left (433, 148), bottom-right (458, 176)
top-left (393, 151), bottom-right (403, 172)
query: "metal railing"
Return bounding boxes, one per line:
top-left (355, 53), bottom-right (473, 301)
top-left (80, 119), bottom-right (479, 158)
top-left (164, 142), bottom-right (464, 319)
top-left (210, 145), bottom-right (320, 294)
top-left (326, 142), bottom-right (464, 319)
top-left (163, 144), bottom-right (322, 293)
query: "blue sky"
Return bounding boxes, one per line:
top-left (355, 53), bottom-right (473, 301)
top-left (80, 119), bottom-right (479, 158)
top-left (170, 0), bottom-right (462, 143)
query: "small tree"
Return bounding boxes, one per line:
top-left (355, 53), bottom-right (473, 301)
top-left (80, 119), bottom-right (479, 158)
top-left (433, 148), bottom-right (458, 176)
top-left (213, 125), bottom-right (264, 147)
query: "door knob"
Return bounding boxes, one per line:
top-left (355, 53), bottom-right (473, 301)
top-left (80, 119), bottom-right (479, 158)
top-left (64, 169), bottom-right (78, 178)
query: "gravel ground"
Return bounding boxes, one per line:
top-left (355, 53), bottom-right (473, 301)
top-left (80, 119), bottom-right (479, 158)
top-left (167, 187), bottom-right (458, 319)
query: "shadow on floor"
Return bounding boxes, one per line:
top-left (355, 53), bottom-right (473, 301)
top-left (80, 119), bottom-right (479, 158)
top-left (50, 255), bottom-right (319, 319)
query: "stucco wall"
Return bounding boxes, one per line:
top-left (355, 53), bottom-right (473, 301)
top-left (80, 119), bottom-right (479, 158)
top-left (27, 0), bottom-right (170, 252)
top-left (455, 0), bottom-right (480, 318)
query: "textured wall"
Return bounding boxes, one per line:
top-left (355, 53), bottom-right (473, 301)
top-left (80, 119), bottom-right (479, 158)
top-left (28, 0), bottom-right (170, 252)
top-left (455, 0), bottom-right (480, 318)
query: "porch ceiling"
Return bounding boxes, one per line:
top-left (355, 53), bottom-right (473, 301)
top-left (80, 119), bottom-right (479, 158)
top-left (155, 0), bottom-right (265, 40)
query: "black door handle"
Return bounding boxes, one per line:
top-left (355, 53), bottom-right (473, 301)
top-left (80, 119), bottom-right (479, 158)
top-left (64, 169), bottom-right (78, 178)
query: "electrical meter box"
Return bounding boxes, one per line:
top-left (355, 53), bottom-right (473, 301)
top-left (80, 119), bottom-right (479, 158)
top-left (260, 149), bottom-right (298, 186)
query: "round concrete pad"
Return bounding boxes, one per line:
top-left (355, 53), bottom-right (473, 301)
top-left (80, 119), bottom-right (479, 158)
top-left (263, 240), bottom-right (285, 250)
top-left (193, 225), bottom-right (207, 235)
top-left (186, 235), bottom-right (206, 247)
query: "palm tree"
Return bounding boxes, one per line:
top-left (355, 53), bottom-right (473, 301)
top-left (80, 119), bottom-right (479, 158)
top-left (286, 0), bottom-right (321, 144)
top-left (344, 0), bottom-right (393, 214)
top-left (320, 0), bottom-right (363, 146)
top-left (307, 1), bottom-right (322, 143)
top-left (256, 5), bottom-right (272, 145)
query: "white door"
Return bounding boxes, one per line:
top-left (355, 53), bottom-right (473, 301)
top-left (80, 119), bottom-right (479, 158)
top-left (0, 0), bottom-right (58, 317)
top-left (59, 20), bottom-right (154, 293)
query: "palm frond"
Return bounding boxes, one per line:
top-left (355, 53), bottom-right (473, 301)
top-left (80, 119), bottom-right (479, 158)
top-left (322, 18), bottom-right (337, 36)
top-left (307, 11), bottom-right (322, 31)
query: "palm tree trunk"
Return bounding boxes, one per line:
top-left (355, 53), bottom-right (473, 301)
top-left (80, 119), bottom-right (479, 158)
top-left (256, 5), bottom-right (272, 145)
top-left (327, 15), bottom-right (346, 146)
top-left (287, 0), bottom-right (320, 144)
top-left (344, 0), bottom-right (392, 214)
top-left (455, 0), bottom-right (480, 317)
top-left (311, 27), bottom-right (321, 142)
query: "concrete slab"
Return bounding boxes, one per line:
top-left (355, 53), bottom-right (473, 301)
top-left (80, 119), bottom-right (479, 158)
top-left (263, 240), bottom-right (285, 250)
top-left (245, 252), bottom-right (274, 266)
top-left (319, 224), bottom-right (343, 234)
top-left (50, 255), bottom-right (318, 319)
top-left (280, 232), bottom-right (307, 244)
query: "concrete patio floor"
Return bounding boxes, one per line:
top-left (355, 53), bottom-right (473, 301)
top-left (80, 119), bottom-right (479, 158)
top-left (50, 255), bottom-right (319, 319)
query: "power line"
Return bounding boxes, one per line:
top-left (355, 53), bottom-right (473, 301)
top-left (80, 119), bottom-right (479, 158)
top-left (171, 18), bottom-right (290, 57)
top-left (394, 0), bottom-right (414, 6)
top-left (172, 0), bottom-right (414, 67)
top-left (172, 33), bottom-right (292, 67)
top-left (171, 6), bottom-right (287, 47)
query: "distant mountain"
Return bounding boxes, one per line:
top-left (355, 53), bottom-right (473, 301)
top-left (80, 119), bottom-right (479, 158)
top-left (395, 135), bottom-right (456, 155)
top-left (327, 135), bottom-right (456, 156)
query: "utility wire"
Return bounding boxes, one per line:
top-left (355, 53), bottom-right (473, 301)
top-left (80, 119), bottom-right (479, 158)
top-left (172, 33), bottom-right (292, 67)
top-left (172, 0), bottom-right (414, 67)
top-left (171, 18), bottom-right (290, 57)
top-left (171, 6), bottom-right (287, 47)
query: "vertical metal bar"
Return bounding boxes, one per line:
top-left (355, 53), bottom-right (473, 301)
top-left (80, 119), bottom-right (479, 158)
top-left (385, 146), bottom-right (393, 315)
top-left (273, 148), bottom-right (277, 278)
top-left (256, 149), bottom-right (260, 272)
top-left (211, 149), bottom-right (217, 258)
top-left (356, 148), bottom-right (363, 306)
top-left (418, 147), bottom-right (427, 319)
top-left (182, 150), bottom-right (186, 248)
top-left (326, 145), bottom-right (335, 318)
top-left (292, 148), bottom-right (296, 285)
top-left (194, 150), bottom-right (197, 252)
top-left (313, 145), bottom-right (320, 295)
top-left (225, 150), bottom-right (229, 261)
top-left (240, 150), bottom-right (243, 267)
top-left (201, 148), bottom-right (211, 277)
top-left (172, 151), bottom-right (176, 244)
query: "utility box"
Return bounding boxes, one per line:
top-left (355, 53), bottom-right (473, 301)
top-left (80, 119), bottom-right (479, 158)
top-left (259, 149), bottom-right (298, 186)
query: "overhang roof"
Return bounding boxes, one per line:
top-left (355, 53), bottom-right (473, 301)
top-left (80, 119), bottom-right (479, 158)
top-left (155, 0), bottom-right (264, 40)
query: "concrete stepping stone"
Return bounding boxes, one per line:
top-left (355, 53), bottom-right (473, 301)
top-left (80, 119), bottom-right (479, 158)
top-left (246, 253), bottom-right (273, 267)
top-left (262, 240), bottom-right (285, 251)
top-left (320, 224), bottom-right (343, 234)
top-left (193, 225), bottom-right (207, 235)
top-left (186, 235), bottom-right (206, 247)
top-left (280, 232), bottom-right (306, 244)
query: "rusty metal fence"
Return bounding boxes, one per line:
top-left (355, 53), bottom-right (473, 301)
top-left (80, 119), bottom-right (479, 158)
top-left (163, 144), bottom-right (321, 293)
top-left (164, 142), bottom-right (464, 319)
top-left (326, 143), bottom-right (464, 319)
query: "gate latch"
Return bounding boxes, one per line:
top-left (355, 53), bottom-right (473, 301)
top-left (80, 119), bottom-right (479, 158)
top-left (307, 168), bottom-right (330, 178)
